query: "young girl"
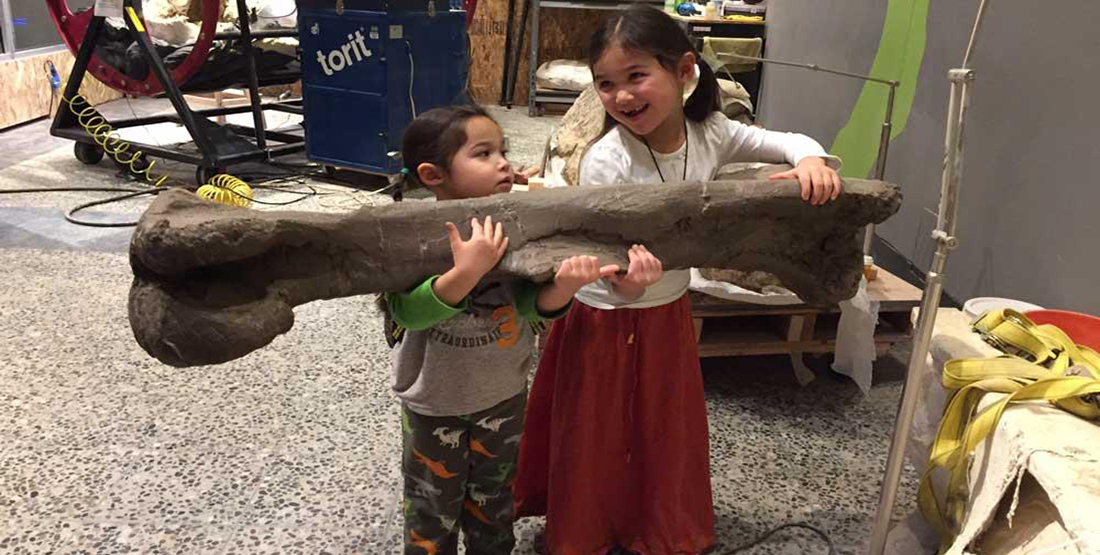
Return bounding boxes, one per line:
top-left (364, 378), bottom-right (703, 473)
top-left (386, 105), bottom-right (618, 555)
top-left (512, 7), bottom-right (843, 555)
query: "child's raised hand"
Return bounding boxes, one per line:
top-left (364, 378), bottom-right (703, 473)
top-left (445, 216), bottom-right (509, 280)
top-left (513, 165), bottom-right (541, 185)
top-left (554, 255), bottom-right (620, 294)
top-left (769, 157), bottom-right (843, 206)
top-left (605, 245), bottom-right (663, 300)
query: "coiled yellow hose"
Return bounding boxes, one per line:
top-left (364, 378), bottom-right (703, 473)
top-left (196, 174), bottom-right (253, 208)
top-left (63, 94), bottom-right (255, 208)
top-left (61, 94), bottom-right (168, 187)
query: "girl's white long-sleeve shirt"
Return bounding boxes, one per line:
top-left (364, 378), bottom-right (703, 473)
top-left (571, 111), bottom-right (841, 310)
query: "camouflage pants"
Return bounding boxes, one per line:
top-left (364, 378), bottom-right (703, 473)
top-left (401, 391), bottom-right (525, 555)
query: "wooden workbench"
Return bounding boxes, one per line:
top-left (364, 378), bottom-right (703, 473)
top-left (690, 267), bottom-right (922, 358)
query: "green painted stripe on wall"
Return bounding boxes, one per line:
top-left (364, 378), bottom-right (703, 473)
top-left (830, 0), bottom-right (929, 179)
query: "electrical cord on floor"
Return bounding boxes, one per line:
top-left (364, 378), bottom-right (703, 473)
top-left (0, 187), bottom-right (148, 194)
top-left (261, 158), bottom-right (398, 192)
top-left (219, 183), bottom-right (321, 206)
top-left (261, 161), bottom-right (402, 205)
top-left (1, 162), bottom-right (393, 227)
top-left (717, 523), bottom-right (837, 555)
top-left (0, 185), bottom-right (163, 227)
top-left (0, 179), bottom-right (316, 227)
top-left (65, 189), bottom-right (163, 227)
top-left (247, 177), bottom-right (398, 209)
top-left (265, 160), bottom-right (354, 183)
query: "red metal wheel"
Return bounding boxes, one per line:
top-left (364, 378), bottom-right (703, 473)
top-left (46, 0), bottom-right (220, 96)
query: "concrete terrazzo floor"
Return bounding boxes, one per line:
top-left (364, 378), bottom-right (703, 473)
top-left (0, 100), bottom-right (918, 555)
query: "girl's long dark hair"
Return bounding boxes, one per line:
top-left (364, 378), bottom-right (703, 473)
top-left (588, 5), bottom-right (721, 127)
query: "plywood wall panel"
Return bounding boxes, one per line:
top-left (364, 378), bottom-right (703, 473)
top-left (0, 50), bottom-right (122, 130)
top-left (468, 2), bottom-right (605, 106)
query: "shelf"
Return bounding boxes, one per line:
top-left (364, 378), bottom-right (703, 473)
top-left (533, 88), bottom-right (581, 105)
top-left (539, 0), bottom-right (658, 9)
top-left (526, 0), bottom-right (662, 115)
top-left (670, 15), bottom-right (766, 27)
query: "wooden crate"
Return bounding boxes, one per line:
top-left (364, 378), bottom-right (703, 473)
top-left (690, 267), bottom-right (922, 358)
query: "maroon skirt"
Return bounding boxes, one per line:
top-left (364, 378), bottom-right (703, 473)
top-left (514, 295), bottom-right (715, 555)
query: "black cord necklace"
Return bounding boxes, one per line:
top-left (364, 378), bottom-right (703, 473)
top-left (643, 121), bottom-right (688, 183)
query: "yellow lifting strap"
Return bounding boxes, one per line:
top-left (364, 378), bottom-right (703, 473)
top-left (916, 308), bottom-right (1100, 552)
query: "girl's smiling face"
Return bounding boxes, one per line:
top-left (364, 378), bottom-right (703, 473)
top-left (592, 44), bottom-right (694, 146)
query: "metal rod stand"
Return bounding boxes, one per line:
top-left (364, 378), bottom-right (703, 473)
top-left (500, 0), bottom-right (517, 104)
top-left (234, 0), bottom-right (268, 151)
top-left (51, 14), bottom-right (105, 135)
top-left (506, 0), bottom-right (530, 108)
top-left (864, 83), bottom-right (899, 255)
top-left (867, 1), bottom-right (990, 551)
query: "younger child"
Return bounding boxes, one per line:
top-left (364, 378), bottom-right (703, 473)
top-left (386, 105), bottom-right (617, 555)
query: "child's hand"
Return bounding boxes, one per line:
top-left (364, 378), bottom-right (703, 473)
top-left (445, 216), bottom-right (509, 280)
top-left (769, 157), bottom-right (843, 206)
top-left (605, 245), bottom-right (663, 301)
top-left (554, 255), bottom-right (620, 294)
top-left (513, 165), bottom-right (541, 185)
top-left (432, 216), bottom-right (509, 307)
top-left (536, 255), bottom-right (619, 313)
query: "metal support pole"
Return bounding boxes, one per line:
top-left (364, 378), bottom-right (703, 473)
top-left (51, 15), bottom-right (105, 134)
top-left (866, 2), bottom-right (988, 552)
top-left (235, 0), bottom-right (267, 151)
top-left (509, 0), bottom-right (531, 109)
top-left (505, 0), bottom-right (527, 106)
top-left (875, 81), bottom-right (899, 182)
top-left (500, 0), bottom-right (517, 104)
top-left (867, 70), bottom-right (970, 555)
top-left (717, 53), bottom-right (898, 87)
top-left (863, 82), bottom-right (899, 255)
top-left (0, 0), bottom-right (16, 55)
top-left (525, 0), bottom-right (539, 115)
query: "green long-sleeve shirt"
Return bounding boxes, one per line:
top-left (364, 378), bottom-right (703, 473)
top-left (385, 276), bottom-right (568, 416)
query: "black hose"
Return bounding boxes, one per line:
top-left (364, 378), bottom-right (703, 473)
top-left (717, 523), bottom-right (837, 555)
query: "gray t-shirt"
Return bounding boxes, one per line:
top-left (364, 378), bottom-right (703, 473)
top-left (388, 278), bottom-right (557, 416)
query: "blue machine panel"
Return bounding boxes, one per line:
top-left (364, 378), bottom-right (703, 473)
top-left (298, 0), bottom-right (468, 174)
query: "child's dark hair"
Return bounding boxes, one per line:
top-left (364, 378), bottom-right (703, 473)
top-left (380, 104), bottom-right (495, 344)
top-left (588, 5), bottom-right (721, 124)
top-left (398, 104), bottom-right (494, 189)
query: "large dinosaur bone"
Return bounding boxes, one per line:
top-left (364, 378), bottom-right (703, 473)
top-left (129, 179), bottom-right (901, 367)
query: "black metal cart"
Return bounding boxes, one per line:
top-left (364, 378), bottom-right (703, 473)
top-left (50, 0), bottom-right (305, 185)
